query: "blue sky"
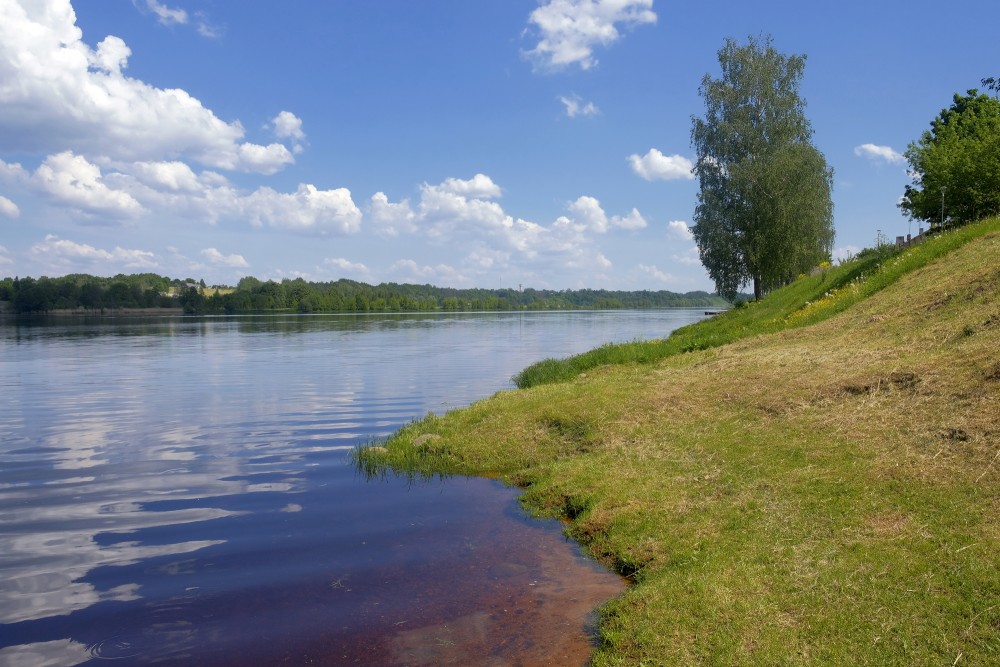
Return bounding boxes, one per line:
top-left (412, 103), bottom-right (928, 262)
top-left (0, 0), bottom-right (996, 291)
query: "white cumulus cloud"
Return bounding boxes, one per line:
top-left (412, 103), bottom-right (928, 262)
top-left (30, 234), bottom-right (158, 270)
top-left (365, 175), bottom-right (651, 286)
top-left (628, 149), bottom-right (695, 181)
top-left (0, 0), bottom-right (293, 174)
top-left (200, 248), bottom-right (248, 268)
top-left (377, 176), bottom-right (545, 255)
top-left (465, 246), bottom-right (510, 270)
top-left (559, 196), bottom-right (645, 233)
top-left (233, 143), bottom-right (294, 176)
top-left (0, 195), bottom-right (19, 219)
top-left (560, 94), bottom-right (599, 118)
top-left (390, 259), bottom-right (469, 287)
top-left (138, 0), bottom-right (187, 26)
top-left (567, 195), bottom-right (608, 232)
top-left (126, 160), bottom-right (205, 193)
top-left (324, 257), bottom-right (371, 278)
top-left (611, 208), bottom-right (646, 230)
top-left (244, 184), bottom-right (362, 234)
top-left (667, 219), bottom-right (693, 240)
top-left (525, 0), bottom-right (657, 71)
top-left (272, 111), bottom-right (306, 154)
top-left (854, 143), bottom-right (905, 165)
top-left (369, 192), bottom-right (417, 238)
top-left (417, 177), bottom-right (509, 238)
top-left (272, 111), bottom-right (305, 141)
top-left (92, 34), bottom-right (131, 74)
top-left (638, 263), bottom-right (680, 284)
top-left (437, 173), bottom-right (502, 199)
top-left (194, 16), bottom-right (220, 39)
top-left (32, 152), bottom-right (145, 219)
top-left (3, 153), bottom-right (371, 235)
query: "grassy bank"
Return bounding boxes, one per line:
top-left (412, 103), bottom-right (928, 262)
top-left (356, 217), bottom-right (1000, 665)
top-left (514, 220), bottom-right (998, 389)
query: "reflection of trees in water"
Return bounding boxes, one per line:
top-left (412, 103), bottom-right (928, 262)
top-left (233, 311), bottom-right (453, 335)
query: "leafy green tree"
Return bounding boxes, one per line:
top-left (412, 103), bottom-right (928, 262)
top-left (12, 276), bottom-right (55, 313)
top-left (691, 35), bottom-right (834, 301)
top-left (106, 282), bottom-right (134, 308)
top-left (900, 90), bottom-right (1000, 229)
top-left (79, 282), bottom-right (103, 310)
top-left (178, 285), bottom-right (205, 314)
top-left (237, 276), bottom-right (262, 292)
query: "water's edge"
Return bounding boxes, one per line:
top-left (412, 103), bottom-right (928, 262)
top-left (0, 311), bottom-right (705, 665)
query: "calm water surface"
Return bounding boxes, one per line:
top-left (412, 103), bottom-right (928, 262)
top-left (0, 310), bottom-right (707, 666)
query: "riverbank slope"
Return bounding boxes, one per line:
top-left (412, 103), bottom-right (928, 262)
top-left (358, 218), bottom-right (1000, 665)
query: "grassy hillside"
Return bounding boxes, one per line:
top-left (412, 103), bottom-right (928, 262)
top-left (356, 217), bottom-right (1000, 665)
top-left (514, 219), bottom-right (999, 389)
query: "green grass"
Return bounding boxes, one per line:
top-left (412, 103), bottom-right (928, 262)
top-left (514, 219), bottom-right (1000, 388)
top-left (354, 216), bottom-right (1000, 665)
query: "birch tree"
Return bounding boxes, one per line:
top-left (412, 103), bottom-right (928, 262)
top-left (691, 35), bottom-right (834, 301)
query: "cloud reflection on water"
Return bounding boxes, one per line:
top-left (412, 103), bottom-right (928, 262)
top-left (0, 369), bottom-right (315, 627)
top-left (0, 638), bottom-right (90, 667)
top-left (0, 312), bottom-right (707, 663)
top-left (0, 316), bottom-right (469, 636)
top-left (1, 506), bottom-right (230, 624)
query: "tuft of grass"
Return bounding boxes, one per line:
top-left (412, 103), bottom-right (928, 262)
top-left (514, 218), bottom-right (1000, 389)
top-left (356, 216), bottom-right (1000, 666)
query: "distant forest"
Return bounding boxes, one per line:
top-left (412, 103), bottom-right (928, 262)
top-left (0, 273), bottom-right (731, 315)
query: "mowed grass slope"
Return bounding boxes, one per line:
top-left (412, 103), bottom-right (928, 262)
top-left (357, 218), bottom-right (1000, 666)
top-left (514, 219), bottom-right (999, 390)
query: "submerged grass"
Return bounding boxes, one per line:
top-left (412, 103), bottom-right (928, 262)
top-left (354, 217), bottom-right (1000, 665)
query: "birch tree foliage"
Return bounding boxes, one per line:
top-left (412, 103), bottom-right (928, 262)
top-left (691, 35), bottom-right (834, 301)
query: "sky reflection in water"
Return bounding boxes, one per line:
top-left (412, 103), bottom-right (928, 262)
top-left (0, 311), bottom-right (705, 665)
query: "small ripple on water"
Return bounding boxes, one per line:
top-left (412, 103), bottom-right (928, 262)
top-left (87, 634), bottom-right (142, 660)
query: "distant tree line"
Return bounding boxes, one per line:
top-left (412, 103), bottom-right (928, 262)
top-left (0, 273), bottom-right (187, 313)
top-left (0, 273), bottom-right (731, 315)
top-left (213, 277), bottom-right (728, 314)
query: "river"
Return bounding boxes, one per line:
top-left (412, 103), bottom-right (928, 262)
top-left (0, 310), bottom-right (707, 666)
